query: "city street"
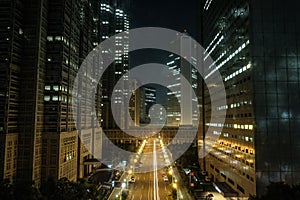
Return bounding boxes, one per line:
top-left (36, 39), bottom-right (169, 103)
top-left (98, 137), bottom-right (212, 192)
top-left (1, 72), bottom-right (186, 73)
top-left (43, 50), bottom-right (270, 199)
top-left (108, 138), bottom-right (193, 200)
top-left (129, 139), bottom-right (172, 200)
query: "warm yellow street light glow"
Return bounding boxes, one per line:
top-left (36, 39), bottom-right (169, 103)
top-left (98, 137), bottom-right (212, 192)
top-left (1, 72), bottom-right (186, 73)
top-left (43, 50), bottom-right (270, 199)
top-left (172, 183), bottom-right (177, 189)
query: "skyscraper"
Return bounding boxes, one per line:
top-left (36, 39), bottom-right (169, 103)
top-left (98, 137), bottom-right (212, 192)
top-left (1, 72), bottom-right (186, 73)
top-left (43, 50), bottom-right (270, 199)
top-left (139, 86), bottom-right (157, 124)
top-left (100, 0), bottom-right (130, 130)
top-left (128, 82), bottom-right (157, 126)
top-left (0, 0), bottom-right (25, 183)
top-left (0, 0), bottom-right (49, 187)
top-left (167, 32), bottom-right (198, 127)
top-left (199, 0), bottom-right (300, 197)
top-left (0, 0), bottom-right (101, 186)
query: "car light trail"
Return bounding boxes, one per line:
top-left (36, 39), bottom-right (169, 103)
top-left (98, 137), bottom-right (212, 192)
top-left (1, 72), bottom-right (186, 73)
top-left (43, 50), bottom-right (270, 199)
top-left (153, 140), bottom-right (160, 200)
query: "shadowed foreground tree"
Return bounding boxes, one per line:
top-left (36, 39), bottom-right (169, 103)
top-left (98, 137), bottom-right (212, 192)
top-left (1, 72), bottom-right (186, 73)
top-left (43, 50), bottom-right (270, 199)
top-left (0, 180), bottom-right (43, 200)
top-left (0, 177), bottom-right (100, 200)
top-left (249, 182), bottom-right (300, 200)
top-left (41, 177), bottom-right (100, 200)
top-left (0, 180), bottom-right (14, 199)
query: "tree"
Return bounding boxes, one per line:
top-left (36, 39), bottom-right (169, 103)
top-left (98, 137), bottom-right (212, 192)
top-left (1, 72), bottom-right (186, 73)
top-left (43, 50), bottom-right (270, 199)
top-left (41, 176), bottom-right (57, 199)
top-left (13, 180), bottom-right (43, 200)
top-left (0, 180), bottom-right (14, 200)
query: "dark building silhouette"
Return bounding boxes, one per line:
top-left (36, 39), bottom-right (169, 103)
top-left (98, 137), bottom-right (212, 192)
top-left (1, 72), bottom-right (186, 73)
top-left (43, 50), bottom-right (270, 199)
top-left (0, 0), bottom-right (103, 186)
top-left (0, 0), bottom-right (48, 187)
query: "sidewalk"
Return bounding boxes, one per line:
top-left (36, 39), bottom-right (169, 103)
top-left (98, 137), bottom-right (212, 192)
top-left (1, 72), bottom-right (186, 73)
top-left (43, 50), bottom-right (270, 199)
top-left (173, 166), bottom-right (194, 200)
top-left (108, 170), bottom-right (131, 200)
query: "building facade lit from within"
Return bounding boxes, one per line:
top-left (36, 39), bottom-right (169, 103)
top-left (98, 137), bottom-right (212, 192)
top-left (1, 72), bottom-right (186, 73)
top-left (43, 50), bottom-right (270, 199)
top-left (141, 86), bottom-right (157, 124)
top-left (128, 82), bottom-right (159, 126)
top-left (166, 32), bottom-right (198, 127)
top-left (100, 0), bottom-right (130, 130)
top-left (0, 0), bottom-right (102, 186)
top-left (199, 0), bottom-right (300, 197)
top-left (0, 0), bottom-right (50, 186)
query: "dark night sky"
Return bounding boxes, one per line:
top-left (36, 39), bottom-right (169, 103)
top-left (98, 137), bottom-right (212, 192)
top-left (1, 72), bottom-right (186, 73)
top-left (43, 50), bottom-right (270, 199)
top-left (130, 0), bottom-right (197, 37)
top-left (129, 0), bottom-right (198, 104)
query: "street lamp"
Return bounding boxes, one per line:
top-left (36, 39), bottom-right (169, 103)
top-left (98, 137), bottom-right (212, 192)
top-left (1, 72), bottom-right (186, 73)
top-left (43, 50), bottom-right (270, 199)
top-left (172, 182), bottom-right (179, 200)
top-left (172, 182), bottom-right (177, 189)
top-left (119, 182), bottom-right (126, 200)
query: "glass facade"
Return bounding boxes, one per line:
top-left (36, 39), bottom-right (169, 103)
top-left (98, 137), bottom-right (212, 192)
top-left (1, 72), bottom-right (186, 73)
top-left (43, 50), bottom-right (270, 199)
top-left (250, 0), bottom-right (300, 195)
top-left (200, 0), bottom-right (300, 197)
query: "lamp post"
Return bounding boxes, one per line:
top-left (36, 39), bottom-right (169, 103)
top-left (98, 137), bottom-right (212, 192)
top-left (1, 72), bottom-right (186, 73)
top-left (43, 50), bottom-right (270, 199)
top-left (120, 182), bottom-right (126, 200)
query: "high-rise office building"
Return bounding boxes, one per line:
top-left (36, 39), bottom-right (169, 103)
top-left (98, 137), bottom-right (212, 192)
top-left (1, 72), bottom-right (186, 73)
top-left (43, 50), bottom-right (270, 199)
top-left (140, 86), bottom-right (156, 124)
top-left (0, 0), bottom-right (25, 183)
top-left (100, 0), bottom-right (130, 130)
top-left (128, 79), bottom-right (140, 127)
top-left (42, 0), bottom-right (81, 182)
top-left (0, 0), bottom-right (48, 187)
top-left (199, 0), bottom-right (300, 197)
top-left (42, 0), bottom-right (102, 183)
top-left (0, 0), bottom-right (101, 186)
top-left (167, 32), bottom-right (198, 127)
top-left (128, 83), bottom-right (157, 126)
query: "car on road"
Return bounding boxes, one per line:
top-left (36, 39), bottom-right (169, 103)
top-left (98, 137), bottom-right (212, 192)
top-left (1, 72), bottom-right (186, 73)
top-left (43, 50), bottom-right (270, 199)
top-left (163, 176), bottom-right (168, 182)
top-left (129, 176), bottom-right (136, 183)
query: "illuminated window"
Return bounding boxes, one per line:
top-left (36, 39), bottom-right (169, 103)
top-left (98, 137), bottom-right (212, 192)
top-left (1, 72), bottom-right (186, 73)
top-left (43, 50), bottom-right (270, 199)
top-left (55, 36), bottom-right (62, 41)
top-left (45, 86), bottom-right (51, 91)
top-left (52, 96), bottom-right (59, 101)
top-left (47, 36), bottom-right (53, 42)
top-left (44, 96), bottom-right (50, 101)
top-left (53, 86), bottom-right (59, 91)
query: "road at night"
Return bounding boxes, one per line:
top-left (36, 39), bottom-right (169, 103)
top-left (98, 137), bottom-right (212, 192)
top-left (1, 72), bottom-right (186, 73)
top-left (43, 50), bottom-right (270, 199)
top-left (129, 140), bottom-right (172, 200)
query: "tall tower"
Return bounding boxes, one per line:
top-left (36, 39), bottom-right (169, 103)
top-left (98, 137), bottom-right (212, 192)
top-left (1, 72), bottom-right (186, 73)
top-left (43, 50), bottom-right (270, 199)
top-left (0, 0), bottom-right (48, 187)
top-left (0, 0), bottom-right (24, 183)
top-left (166, 32), bottom-right (198, 127)
top-left (100, 0), bottom-right (130, 130)
top-left (41, 0), bottom-right (82, 183)
top-left (0, 0), bottom-right (102, 186)
top-left (200, 0), bottom-right (300, 197)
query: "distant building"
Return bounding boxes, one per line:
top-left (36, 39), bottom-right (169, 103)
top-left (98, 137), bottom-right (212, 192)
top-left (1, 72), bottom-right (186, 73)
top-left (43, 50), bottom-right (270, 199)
top-left (166, 32), bottom-right (198, 127)
top-left (128, 79), bottom-right (140, 127)
top-left (141, 86), bottom-right (157, 124)
top-left (100, 0), bottom-right (130, 130)
top-left (128, 83), bottom-right (158, 126)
